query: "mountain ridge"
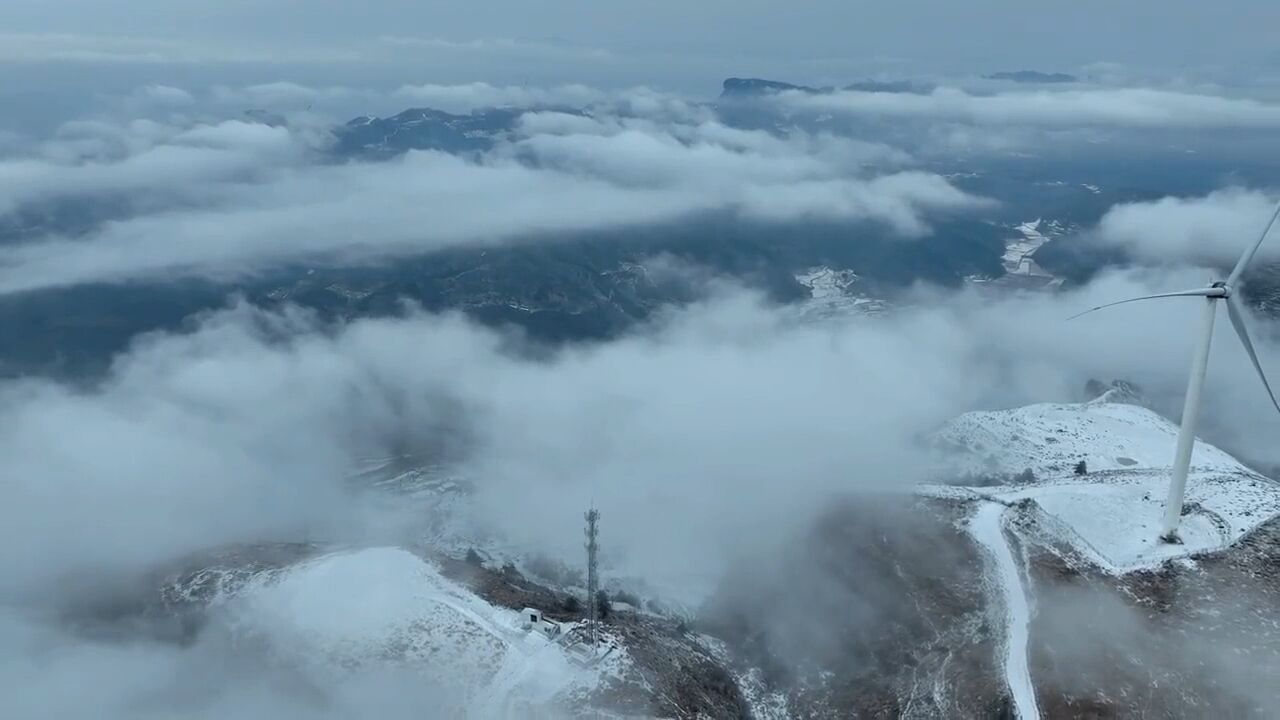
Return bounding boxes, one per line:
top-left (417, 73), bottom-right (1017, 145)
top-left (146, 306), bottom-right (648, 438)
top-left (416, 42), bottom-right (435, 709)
top-left (984, 70), bottom-right (1078, 84)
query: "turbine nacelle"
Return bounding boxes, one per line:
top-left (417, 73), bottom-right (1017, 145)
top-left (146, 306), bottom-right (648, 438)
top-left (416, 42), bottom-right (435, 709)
top-left (1071, 279), bottom-right (1278, 416)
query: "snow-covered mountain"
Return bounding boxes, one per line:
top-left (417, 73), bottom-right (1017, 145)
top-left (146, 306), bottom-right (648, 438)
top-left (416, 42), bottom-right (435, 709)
top-left (920, 388), bottom-right (1280, 718)
top-left (331, 107), bottom-right (524, 159)
top-left (133, 386), bottom-right (1280, 719)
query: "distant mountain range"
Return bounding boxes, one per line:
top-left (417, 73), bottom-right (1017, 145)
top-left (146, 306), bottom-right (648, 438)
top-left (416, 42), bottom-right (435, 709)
top-left (719, 77), bottom-right (934, 98)
top-left (718, 71), bottom-right (1078, 98)
top-left (984, 70), bottom-right (1078, 84)
top-left (333, 106), bottom-right (524, 158)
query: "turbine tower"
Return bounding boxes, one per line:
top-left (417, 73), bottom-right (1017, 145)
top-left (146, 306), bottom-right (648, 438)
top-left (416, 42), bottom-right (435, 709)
top-left (1073, 199), bottom-right (1280, 542)
top-left (584, 507), bottom-right (600, 650)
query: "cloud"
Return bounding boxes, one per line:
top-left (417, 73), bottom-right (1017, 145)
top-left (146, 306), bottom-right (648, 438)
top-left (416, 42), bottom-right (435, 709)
top-left (132, 85), bottom-right (196, 107)
top-left (510, 113), bottom-right (910, 171)
top-left (0, 32), bottom-right (175, 64)
top-left (196, 81), bottom-right (647, 126)
top-left (388, 82), bottom-right (713, 120)
top-left (0, 280), bottom-right (1045, 595)
top-left (1034, 580), bottom-right (1280, 715)
top-left (4, 268), bottom-right (1280, 597)
top-left (0, 603), bottom-right (469, 719)
top-left (210, 82), bottom-right (369, 109)
top-left (784, 86), bottom-right (1280, 129)
top-left (392, 82), bottom-right (608, 114)
top-left (1093, 188), bottom-right (1280, 268)
top-left (0, 120), bottom-right (307, 216)
top-left (0, 98), bottom-right (985, 295)
top-left (3, 264), bottom-right (1280, 714)
top-left (0, 304), bottom-right (398, 599)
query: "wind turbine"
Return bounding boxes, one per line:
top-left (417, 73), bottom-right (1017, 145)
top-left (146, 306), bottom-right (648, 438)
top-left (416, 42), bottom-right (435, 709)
top-left (1072, 199), bottom-right (1280, 543)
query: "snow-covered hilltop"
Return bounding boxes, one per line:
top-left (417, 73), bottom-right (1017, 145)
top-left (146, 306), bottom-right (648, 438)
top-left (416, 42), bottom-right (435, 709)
top-left (935, 395), bottom-right (1249, 481)
top-left (929, 393), bottom-right (1280, 572)
top-left (157, 543), bottom-right (750, 718)
top-left (923, 390), bottom-right (1280, 719)
top-left (174, 547), bottom-right (594, 715)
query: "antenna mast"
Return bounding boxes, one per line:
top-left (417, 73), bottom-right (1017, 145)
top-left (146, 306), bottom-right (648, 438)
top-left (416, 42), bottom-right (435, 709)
top-left (584, 508), bottom-right (600, 650)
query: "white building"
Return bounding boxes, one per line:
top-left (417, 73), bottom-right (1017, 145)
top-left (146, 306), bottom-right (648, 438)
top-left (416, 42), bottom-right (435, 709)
top-left (520, 607), bottom-right (563, 639)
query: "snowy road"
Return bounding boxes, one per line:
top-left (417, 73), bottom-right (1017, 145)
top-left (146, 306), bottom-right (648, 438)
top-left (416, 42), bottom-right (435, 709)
top-left (968, 503), bottom-right (1040, 720)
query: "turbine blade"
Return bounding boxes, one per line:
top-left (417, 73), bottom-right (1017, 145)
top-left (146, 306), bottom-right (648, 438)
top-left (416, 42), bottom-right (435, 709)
top-left (1067, 288), bottom-right (1219, 321)
top-left (1227, 197), bottom-right (1280, 287)
top-left (1226, 296), bottom-right (1280, 415)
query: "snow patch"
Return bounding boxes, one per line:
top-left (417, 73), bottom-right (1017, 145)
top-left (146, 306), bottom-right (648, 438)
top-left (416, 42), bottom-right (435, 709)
top-left (999, 219), bottom-right (1059, 279)
top-left (792, 266), bottom-right (887, 322)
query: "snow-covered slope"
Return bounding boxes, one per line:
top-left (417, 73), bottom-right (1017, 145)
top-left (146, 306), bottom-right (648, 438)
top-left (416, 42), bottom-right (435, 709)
top-left (928, 397), bottom-right (1280, 573)
top-left (935, 398), bottom-right (1247, 479)
top-left (212, 547), bottom-right (595, 716)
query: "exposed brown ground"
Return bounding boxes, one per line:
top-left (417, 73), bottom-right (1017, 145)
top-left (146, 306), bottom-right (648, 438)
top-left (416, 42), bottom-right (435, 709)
top-left (1017, 508), bottom-right (1280, 719)
top-left (703, 496), bottom-right (1005, 719)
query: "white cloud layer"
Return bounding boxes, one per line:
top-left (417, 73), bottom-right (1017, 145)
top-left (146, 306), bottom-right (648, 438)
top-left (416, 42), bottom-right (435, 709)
top-left (3, 264), bottom-right (1280, 716)
top-left (1094, 188), bottom-right (1280, 268)
top-left (0, 121), bottom-right (306, 214)
top-left (393, 82), bottom-right (609, 114)
top-left (3, 270), bottom-right (1279, 601)
top-left (0, 93), bottom-right (985, 295)
top-left (786, 87), bottom-right (1280, 129)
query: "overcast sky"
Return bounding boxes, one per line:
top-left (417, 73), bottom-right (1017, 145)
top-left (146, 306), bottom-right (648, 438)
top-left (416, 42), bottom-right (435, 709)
top-left (4, 1), bottom-right (1280, 101)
